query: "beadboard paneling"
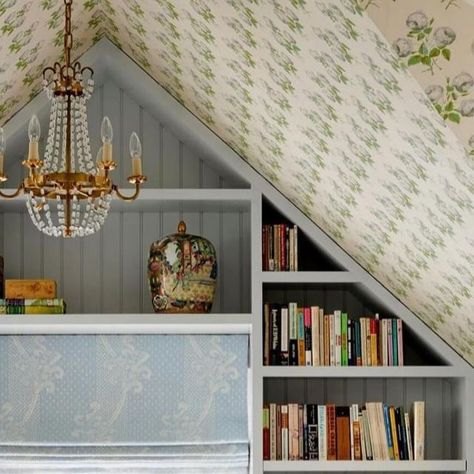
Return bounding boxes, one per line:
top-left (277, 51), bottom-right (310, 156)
top-left (1, 209), bottom-right (251, 314)
top-left (4, 79), bottom-right (248, 189)
top-left (264, 377), bottom-right (454, 461)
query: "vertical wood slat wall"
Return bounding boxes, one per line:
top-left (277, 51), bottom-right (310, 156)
top-left (1, 80), bottom-right (251, 314)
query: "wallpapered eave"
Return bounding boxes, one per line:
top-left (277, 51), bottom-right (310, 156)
top-left (0, 0), bottom-right (473, 365)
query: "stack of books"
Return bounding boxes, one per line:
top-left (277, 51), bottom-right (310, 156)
top-left (262, 224), bottom-right (298, 271)
top-left (0, 279), bottom-right (65, 314)
top-left (263, 304), bottom-right (403, 366)
top-left (263, 401), bottom-right (424, 462)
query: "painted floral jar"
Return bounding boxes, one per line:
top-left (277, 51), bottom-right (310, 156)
top-left (148, 221), bottom-right (218, 313)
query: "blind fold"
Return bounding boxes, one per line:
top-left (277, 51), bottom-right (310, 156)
top-left (0, 334), bottom-right (249, 471)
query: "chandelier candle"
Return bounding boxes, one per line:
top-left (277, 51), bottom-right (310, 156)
top-left (0, 0), bottom-right (146, 238)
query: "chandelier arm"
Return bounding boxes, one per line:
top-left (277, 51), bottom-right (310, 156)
top-left (112, 183), bottom-right (141, 201)
top-left (0, 183), bottom-right (24, 199)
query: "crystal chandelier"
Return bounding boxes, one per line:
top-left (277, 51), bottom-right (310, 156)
top-left (0, 0), bottom-right (146, 238)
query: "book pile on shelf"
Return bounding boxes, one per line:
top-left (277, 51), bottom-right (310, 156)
top-left (0, 279), bottom-right (66, 314)
top-left (263, 304), bottom-right (403, 366)
top-left (263, 401), bottom-right (424, 462)
top-left (262, 224), bottom-right (298, 271)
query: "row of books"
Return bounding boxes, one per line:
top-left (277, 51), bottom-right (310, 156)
top-left (263, 401), bottom-right (424, 462)
top-left (0, 299), bottom-right (66, 314)
top-left (263, 304), bottom-right (404, 366)
top-left (262, 224), bottom-right (298, 271)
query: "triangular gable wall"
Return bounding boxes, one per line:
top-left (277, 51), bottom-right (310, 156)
top-left (1, 39), bottom-right (470, 371)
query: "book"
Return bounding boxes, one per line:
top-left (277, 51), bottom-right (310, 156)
top-left (276, 404), bottom-right (282, 460)
top-left (353, 420), bottom-right (362, 460)
top-left (336, 406), bottom-right (350, 460)
top-left (303, 404), bottom-right (308, 459)
top-left (4, 279), bottom-right (56, 299)
top-left (413, 401), bottom-right (425, 460)
top-left (318, 405), bottom-right (327, 460)
top-left (262, 223), bottom-right (298, 272)
top-left (392, 319), bottom-right (398, 366)
top-left (289, 303), bottom-right (298, 366)
top-left (298, 404), bottom-right (304, 459)
top-left (304, 307), bottom-right (312, 366)
top-left (263, 303), bottom-right (271, 366)
top-left (404, 411), bottom-right (414, 461)
top-left (270, 403), bottom-right (277, 460)
top-left (383, 404), bottom-right (394, 460)
top-left (0, 299), bottom-right (66, 314)
top-left (271, 306), bottom-right (280, 365)
top-left (263, 405), bottom-right (270, 460)
top-left (311, 306), bottom-right (320, 366)
top-left (289, 403), bottom-right (299, 460)
top-left (397, 319), bottom-right (404, 366)
top-left (281, 405), bottom-right (289, 460)
top-left (280, 307), bottom-right (289, 366)
top-left (297, 308), bottom-right (305, 366)
top-left (307, 404), bottom-right (318, 460)
top-left (370, 317), bottom-right (378, 366)
top-left (389, 406), bottom-right (400, 460)
top-left (395, 407), bottom-right (406, 460)
top-left (334, 310), bottom-right (341, 366)
top-left (326, 404), bottom-right (337, 460)
top-left (341, 312), bottom-right (348, 366)
top-left (329, 313), bottom-right (336, 366)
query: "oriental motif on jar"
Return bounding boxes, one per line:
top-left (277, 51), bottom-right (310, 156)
top-left (148, 221), bottom-right (217, 313)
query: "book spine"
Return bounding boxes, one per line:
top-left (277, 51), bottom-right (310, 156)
top-left (365, 318), bottom-right (372, 366)
top-left (289, 403), bottom-right (299, 460)
top-left (327, 404), bottom-right (337, 460)
top-left (304, 307), bottom-right (312, 366)
top-left (263, 406), bottom-right (270, 460)
top-left (270, 403), bottom-right (277, 460)
top-left (399, 407), bottom-right (408, 461)
top-left (297, 308), bottom-right (305, 366)
top-left (289, 228), bottom-right (294, 272)
top-left (390, 406), bottom-right (400, 460)
top-left (298, 404), bottom-right (304, 460)
top-left (269, 225), bottom-right (274, 271)
top-left (324, 315), bottom-right (329, 366)
top-left (303, 404), bottom-right (309, 460)
top-left (271, 307), bottom-right (280, 366)
top-left (383, 404), bottom-right (394, 460)
top-left (293, 225), bottom-right (298, 271)
top-left (289, 303), bottom-right (298, 366)
top-left (319, 308), bottom-right (324, 366)
top-left (336, 406), bottom-right (350, 460)
top-left (395, 407), bottom-right (406, 460)
top-left (318, 405), bottom-right (327, 460)
top-left (276, 404), bottom-right (282, 460)
top-left (392, 319), bottom-right (398, 366)
top-left (262, 225), bottom-right (268, 271)
top-left (360, 318), bottom-right (366, 366)
top-left (280, 307), bottom-right (289, 366)
top-left (307, 404), bottom-right (318, 460)
top-left (355, 320), bottom-right (362, 366)
top-left (413, 401), bottom-right (425, 460)
top-left (281, 405), bottom-right (289, 461)
top-left (397, 319), bottom-right (404, 366)
top-left (341, 312), bottom-right (348, 366)
top-left (311, 306), bottom-right (320, 366)
top-left (387, 320), bottom-right (393, 366)
top-left (370, 318), bottom-right (378, 366)
top-left (347, 319), bottom-right (353, 366)
top-left (263, 303), bottom-right (271, 366)
top-left (280, 224), bottom-right (286, 272)
top-left (329, 313), bottom-right (336, 366)
top-left (404, 411), bottom-right (414, 461)
top-left (334, 310), bottom-right (341, 367)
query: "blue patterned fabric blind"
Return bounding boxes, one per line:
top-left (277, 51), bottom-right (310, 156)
top-left (0, 334), bottom-right (249, 473)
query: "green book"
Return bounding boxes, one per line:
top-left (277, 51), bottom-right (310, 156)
top-left (392, 319), bottom-right (398, 366)
top-left (341, 312), bottom-right (348, 366)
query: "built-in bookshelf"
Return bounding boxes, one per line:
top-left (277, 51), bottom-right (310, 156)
top-left (0, 54), bottom-right (472, 474)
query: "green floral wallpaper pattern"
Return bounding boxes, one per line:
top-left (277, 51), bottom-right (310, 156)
top-left (0, 0), bottom-right (473, 364)
top-left (366, 0), bottom-right (474, 156)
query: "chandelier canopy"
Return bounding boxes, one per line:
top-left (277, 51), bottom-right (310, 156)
top-left (0, 0), bottom-right (146, 238)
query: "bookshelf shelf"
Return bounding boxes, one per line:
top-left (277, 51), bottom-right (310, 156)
top-left (261, 271), bottom-right (360, 283)
top-left (0, 188), bottom-right (252, 212)
top-left (263, 460), bottom-right (467, 472)
top-left (261, 366), bottom-right (463, 378)
top-left (0, 313), bottom-right (252, 334)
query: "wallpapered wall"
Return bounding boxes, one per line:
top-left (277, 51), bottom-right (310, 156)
top-left (363, 0), bottom-right (474, 156)
top-left (0, 0), bottom-right (473, 364)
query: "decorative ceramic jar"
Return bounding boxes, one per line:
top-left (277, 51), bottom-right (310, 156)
top-left (148, 221), bottom-right (218, 313)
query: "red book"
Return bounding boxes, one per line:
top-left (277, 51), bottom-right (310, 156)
top-left (263, 405), bottom-right (270, 460)
top-left (327, 404), bottom-right (337, 460)
top-left (280, 224), bottom-right (286, 271)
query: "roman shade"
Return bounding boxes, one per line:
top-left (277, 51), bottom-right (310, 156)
top-left (0, 334), bottom-right (249, 473)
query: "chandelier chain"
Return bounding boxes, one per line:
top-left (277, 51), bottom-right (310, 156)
top-left (64, 0), bottom-right (73, 68)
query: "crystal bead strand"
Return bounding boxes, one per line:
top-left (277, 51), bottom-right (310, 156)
top-left (79, 96), bottom-right (95, 173)
top-left (43, 98), bottom-right (58, 173)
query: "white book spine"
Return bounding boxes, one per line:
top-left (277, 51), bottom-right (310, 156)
top-left (349, 405), bottom-right (355, 460)
top-left (317, 405), bottom-right (327, 460)
top-left (311, 306), bottom-right (319, 366)
top-left (281, 308), bottom-right (288, 353)
top-left (413, 401), bottom-right (425, 460)
top-left (360, 409), bottom-right (367, 461)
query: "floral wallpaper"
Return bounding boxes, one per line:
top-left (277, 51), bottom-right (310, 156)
top-left (364, 0), bottom-right (474, 156)
top-left (0, 0), bottom-right (473, 365)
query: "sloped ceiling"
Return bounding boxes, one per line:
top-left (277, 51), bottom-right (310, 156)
top-left (0, 0), bottom-right (473, 365)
